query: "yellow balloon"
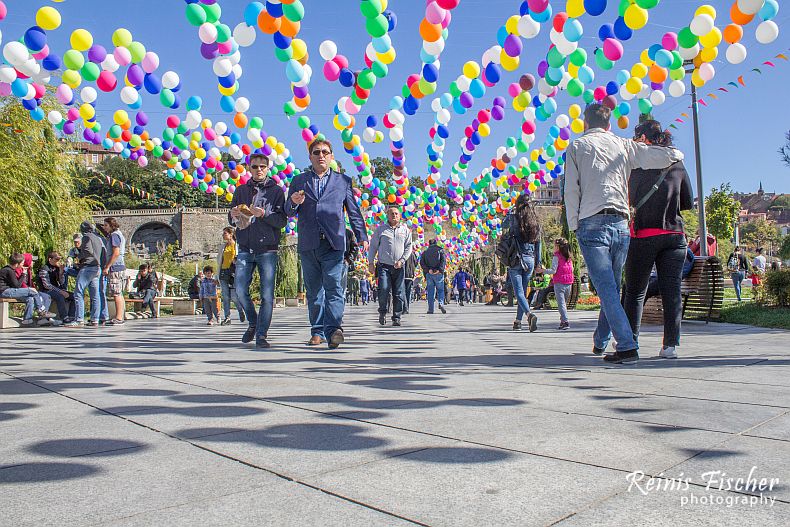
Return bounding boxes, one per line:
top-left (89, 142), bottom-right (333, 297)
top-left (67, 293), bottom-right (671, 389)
top-left (568, 62), bottom-right (579, 78)
top-left (195, 148), bottom-right (207, 160)
top-left (377, 48), bottom-right (396, 65)
top-left (218, 83), bottom-right (237, 96)
top-left (691, 69), bottom-right (705, 87)
top-left (216, 187), bottom-right (225, 197)
top-left (546, 160), bottom-right (556, 170)
top-left (225, 192), bottom-right (233, 202)
top-left (624, 5), bottom-right (648, 30)
top-left (274, 143), bottom-right (285, 155)
top-left (253, 138), bottom-right (264, 149)
top-left (463, 61), bottom-right (481, 79)
top-left (505, 15), bottom-right (520, 35)
top-left (112, 28), bottom-right (133, 48)
top-left (640, 49), bottom-right (653, 66)
top-left (36, 6), bottom-right (62, 31)
top-left (513, 98), bottom-right (526, 113)
top-left (625, 76), bottom-right (643, 94)
top-left (631, 62), bottom-right (648, 78)
top-left (699, 27), bottom-right (722, 48)
top-left (184, 174), bottom-right (193, 185)
top-left (62, 69), bottom-right (82, 89)
top-left (500, 53), bottom-right (520, 72)
top-left (695, 5), bottom-right (717, 19)
top-left (113, 110), bottom-right (129, 126)
top-left (144, 140), bottom-right (154, 151)
top-left (571, 118), bottom-right (585, 134)
top-left (79, 103), bottom-right (95, 120)
top-left (568, 104), bottom-right (582, 119)
top-left (191, 131), bottom-right (202, 141)
top-left (566, 0), bottom-right (585, 18)
top-left (291, 39), bottom-right (308, 61)
top-left (699, 46), bottom-right (718, 62)
top-left (479, 123), bottom-right (491, 137)
top-left (70, 29), bottom-right (93, 52)
top-left (201, 119), bottom-right (212, 129)
top-left (266, 136), bottom-right (277, 148)
top-left (530, 150), bottom-right (539, 161)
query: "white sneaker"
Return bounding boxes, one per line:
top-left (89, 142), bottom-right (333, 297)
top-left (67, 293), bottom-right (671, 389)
top-left (659, 346), bottom-right (677, 359)
top-left (20, 319), bottom-right (34, 326)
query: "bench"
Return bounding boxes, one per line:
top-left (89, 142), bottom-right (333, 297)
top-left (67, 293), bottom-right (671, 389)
top-left (0, 298), bottom-right (21, 329)
top-left (541, 277), bottom-right (581, 310)
top-left (642, 256), bottom-right (725, 325)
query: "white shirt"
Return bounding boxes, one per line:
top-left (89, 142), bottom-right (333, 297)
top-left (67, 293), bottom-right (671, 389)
top-left (753, 255), bottom-right (767, 273)
top-left (369, 222), bottom-right (413, 267)
top-left (563, 128), bottom-right (684, 231)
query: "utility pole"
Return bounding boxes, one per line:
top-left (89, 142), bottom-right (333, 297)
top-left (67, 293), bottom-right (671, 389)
top-left (685, 60), bottom-right (710, 257)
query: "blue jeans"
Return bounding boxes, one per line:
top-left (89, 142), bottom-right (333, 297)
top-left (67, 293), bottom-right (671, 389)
top-left (99, 272), bottom-right (109, 322)
top-left (46, 288), bottom-right (75, 320)
top-left (235, 250), bottom-right (278, 339)
top-left (1, 288), bottom-right (50, 320)
top-left (425, 272), bottom-right (445, 313)
top-left (141, 288), bottom-right (157, 315)
top-left (508, 261), bottom-right (535, 321)
top-left (300, 238), bottom-right (345, 340)
top-left (219, 278), bottom-right (244, 320)
top-left (74, 266), bottom-right (101, 323)
top-left (377, 264), bottom-right (405, 319)
top-left (731, 271), bottom-right (745, 301)
top-left (554, 283), bottom-right (572, 324)
top-left (576, 215), bottom-right (636, 352)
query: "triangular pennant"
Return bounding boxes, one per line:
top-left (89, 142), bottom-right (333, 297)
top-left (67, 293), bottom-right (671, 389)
top-left (762, 61), bottom-right (775, 67)
top-left (738, 76), bottom-right (746, 86)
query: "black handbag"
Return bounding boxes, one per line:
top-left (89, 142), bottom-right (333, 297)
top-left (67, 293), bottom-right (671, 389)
top-left (219, 264), bottom-right (235, 285)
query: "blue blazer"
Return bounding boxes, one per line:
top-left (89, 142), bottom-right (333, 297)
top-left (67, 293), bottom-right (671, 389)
top-left (284, 169), bottom-right (368, 252)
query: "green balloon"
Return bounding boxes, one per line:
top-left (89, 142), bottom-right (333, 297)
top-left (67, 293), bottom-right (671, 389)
top-left (283, 101), bottom-right (297, 116)
top-left (153, 145), bottom-right (164, 158)
top-left (174, 133), bottom-right (188, 150)
top-left (185, 4), bottom-right (207, 26)
top-left (516, 139), bottom-right (528, 152)
top-left (109, 124), bottom-right (122, 138)
top-left (618, 0), bottom-right (630, 16)
top-left (582, 89), bottom-right (595, 104)
top-left (81, 62), bottom-right (100, 82)
top-left (366, 14), bottom-right (388, 38)
top-left (506, 137), bottom-right (516, 148)
top-left (594, 49), bottom-right (614, 71)
top-left (371, 60), bottom-right (388, 79)
top-left (128, 42), bottom-right (146, 63)
top-left (569, 48), bottom-right (587, 67)
top-left (360, 0), bottom-right (382, 18)
top-left (274, 47), bottom-right (293, 62)
top-left (249, 116), bottom-right (264, 129)
top-left (449, 81), bottom-right (462, 98)
top-left (358, 69), bottom-right (377, 90)
top-left (547, 46), bottom-right (566, 68)
top-left (203, 3), bottom-right (221, 24)
top-left (215, 24), bottom-right (231, 44)
top-left (63, 49), bottom-right (84, 71)
top-left (297, 116), bottom-right (310, 129)
top-left (283, 0), bottom-right (305, 22)
top-left (159, 89), bottom-right (175, 107)
top-left (546, 145), bottom-right (556, 158)
top-left (176, 122), bottom-right (189, 135)
top-left (401, 84), bottom-right (410, 98)
top-left (670, 50), bottom-right (683, 70)
top-left (636, 0), bottom-right (660, 8)
top-left (567, 78), bottom-right (584, 97)
top-left (669, 67), bottom-right (685, 81)
top-left (175, 171), bottom-right (184, 181)
top-left (638, 98), bottom-right (653, 115)
top-left (677, 27), bottom-right (699, 48)
top-left (350, 92), bottom-right (365, 105)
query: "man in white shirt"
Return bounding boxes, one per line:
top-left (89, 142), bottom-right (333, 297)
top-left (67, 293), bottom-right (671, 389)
top-left (564, 104), bottom-right (684, 364)
top-left (369, 206), bottom-right (413, 327)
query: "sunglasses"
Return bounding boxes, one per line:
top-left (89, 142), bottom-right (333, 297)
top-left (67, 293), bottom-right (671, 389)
top-left (250, 164), bottom-right (268, 170)
top-left (311, 150), bottom-right (332, 157)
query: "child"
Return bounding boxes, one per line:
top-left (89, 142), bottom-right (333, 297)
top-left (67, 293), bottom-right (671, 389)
top-left (542, 238), bottom-right (575, 330)
top-left (199, 265), bottom-right (219, 325)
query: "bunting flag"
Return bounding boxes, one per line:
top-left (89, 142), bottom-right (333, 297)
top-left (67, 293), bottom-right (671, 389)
top-left (93, 173), bottom-right (178, 208)
top-left (667, 48), bottom-right (790, 131)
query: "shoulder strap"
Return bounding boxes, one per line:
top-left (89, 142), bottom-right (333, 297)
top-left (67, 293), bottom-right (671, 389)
top-left (634, 164), bottom-right (673, 212)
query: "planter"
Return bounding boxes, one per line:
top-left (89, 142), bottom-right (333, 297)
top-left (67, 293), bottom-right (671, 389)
top-left (285, 298), bottom-right (299, 307)
top-left (275, 296), bottom-right (286, 308)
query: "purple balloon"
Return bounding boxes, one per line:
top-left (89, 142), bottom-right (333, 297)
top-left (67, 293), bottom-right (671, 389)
top-left (537, 60), bottom-right (549, 78)
top-left (83, 129), bottom-right (94, 141)
top-left (491, 105), bottom-right (505, 121)
top-left (459, 91), bottom-right (474, 109)
top-left (262, 144), bottom-right (273, 156)
top-left (88, 45), bottom-right (107, 64)
top-left (135, 111), bottom-right (149, 126)
top-left (503, 34), bottom-right (522, 57)
top-left (126, 64), bottom-right (145, 86)
top-left (200, 42), bottom-right (219, 60)
top-left (63, 121), bottom-right (76, 135)
top-left (191, 179), bottom-right (199, 187)
top-left (651, 81), bottom-right (664, 91)
top-left (292, 85), bottom-right (309, 99)
top-left (519, 74), bottom-right (535, 91)
top-left (465, 138), bottom-right (475, 151)
top-left (559, 127), bottom-right (571, 141)
top-left (493, 96), bottom-right (507, 108)
top-left (472, 118), bottom-right (480, 128)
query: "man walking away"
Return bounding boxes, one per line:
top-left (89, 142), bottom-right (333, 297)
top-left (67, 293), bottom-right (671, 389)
top-left (452, 268), bottom-right (470, 307)
top-left (420, 239), bottom-right (447, 314)
top-left (564, 103), bottom-right (684, 364)
top-left (403, 251), bottom-right (418, 314)
top-left (369, 206), bottom-right (413, 327)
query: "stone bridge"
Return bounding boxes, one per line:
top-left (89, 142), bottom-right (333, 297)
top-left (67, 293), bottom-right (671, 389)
top-left (91, 208), bottom-right (230, 256)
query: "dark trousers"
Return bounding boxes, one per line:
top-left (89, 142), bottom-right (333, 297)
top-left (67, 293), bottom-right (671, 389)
top-left (404, 279), bottom-right (413, 312)
top-left (624, 234), bottom-right (686, 347)
top-left (48, 288), bottom-right (75, 320)
top-left (377, 264), bottom-right (405, 320)
top-left (141, 288), bottom-right (157, 316)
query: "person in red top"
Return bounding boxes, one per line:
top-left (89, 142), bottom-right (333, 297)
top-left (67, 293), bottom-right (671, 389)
top-left (623, 120), bottom-right (694, 360)
top-left (542, 238), bottom-right (575, 330)
top-left (689, 232), bottom-right (717, 257)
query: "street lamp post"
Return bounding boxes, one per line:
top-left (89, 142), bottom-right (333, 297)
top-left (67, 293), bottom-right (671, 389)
top-left (685, 61), bottom-right (709, 257)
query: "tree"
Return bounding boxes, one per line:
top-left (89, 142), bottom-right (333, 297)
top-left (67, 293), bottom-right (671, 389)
top-left (779, 130), bottom-right (790, 168)
top-left (705, 183), bottom-right (741, 242)
top-left (0, 97), bottom-right (95, 261)
top-left (780, 235), bottom-right (790, 261)
top-left (76, 156), bottom-right (220, 210)
top-left (681, 209), bottom-right (699, 240)
top-left (740, 219), bottom-right (781, 250)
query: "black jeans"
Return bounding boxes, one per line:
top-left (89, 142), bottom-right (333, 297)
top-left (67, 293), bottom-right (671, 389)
top-left (377, 264), bottom-right (405, 320)
top-left (404, 278), bottom-right (413, 312)
top-left (624, 234), bottom-right (687, 347)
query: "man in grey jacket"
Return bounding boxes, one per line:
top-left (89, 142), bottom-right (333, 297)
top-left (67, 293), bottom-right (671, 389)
top-left (563, 104), bottom-right (683, 364)
top-left (368, 206), bottom-right (413, 327)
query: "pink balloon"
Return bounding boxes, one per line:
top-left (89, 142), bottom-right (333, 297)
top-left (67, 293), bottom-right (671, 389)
top-left (425, 2), bottom-right (446, 24)
top-left (602, 38), bottom-right (623, 61)
top-left (32, 45), bottom-right (50, 60)
top-left (113, 47), bottom-right (131, 66)
top-left (0, 83), bottom-right (11, 96)
top-left (662, 32), bottom-right (678, 51)
top-left (323, 60), bottom-right (340, 81)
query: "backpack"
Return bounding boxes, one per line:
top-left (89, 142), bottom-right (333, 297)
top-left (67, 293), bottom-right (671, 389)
top-left (495, 230), bottom-right (521, 268)
top-left (727, 255), bottom-right (739, 272)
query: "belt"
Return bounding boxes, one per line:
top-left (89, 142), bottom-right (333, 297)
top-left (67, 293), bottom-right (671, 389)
top-left (319, 232), bottom-right (327, 240)
top-left (595, 208), bottom-right (627, 219)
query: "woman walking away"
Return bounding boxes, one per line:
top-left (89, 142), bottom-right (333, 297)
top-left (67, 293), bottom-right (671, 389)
top-left (543, 238), bottom-right (575, 330)
top-left (503, 194), bottom-right (542, 332)
top-left (217, 227), bottom-right (245, 326)
top-left (623, 120), bottom-right (694, 360)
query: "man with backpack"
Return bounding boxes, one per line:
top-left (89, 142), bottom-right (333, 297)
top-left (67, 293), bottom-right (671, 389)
top-left (420, 239), bottom-right (447, 314)
top-left (726, 246), bottom-right (751, 302)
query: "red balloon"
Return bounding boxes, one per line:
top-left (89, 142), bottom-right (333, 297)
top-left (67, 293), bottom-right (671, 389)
top-left (553, 12), bottom-right (568, 33)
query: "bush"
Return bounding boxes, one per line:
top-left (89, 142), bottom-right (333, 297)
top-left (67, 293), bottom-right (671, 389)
top-left (764, 269), bottom-right (790, 307)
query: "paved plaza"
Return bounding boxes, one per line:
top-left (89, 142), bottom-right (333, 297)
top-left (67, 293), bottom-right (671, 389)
top-left (1, 304), bottom-right (789, 526)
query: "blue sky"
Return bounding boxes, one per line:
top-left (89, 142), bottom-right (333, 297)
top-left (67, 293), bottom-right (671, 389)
top-left (3, 0), bottom-right (790, 196)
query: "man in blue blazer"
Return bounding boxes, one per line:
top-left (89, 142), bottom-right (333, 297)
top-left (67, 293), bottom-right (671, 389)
top-left (285, 139), bottom-right (368, 349)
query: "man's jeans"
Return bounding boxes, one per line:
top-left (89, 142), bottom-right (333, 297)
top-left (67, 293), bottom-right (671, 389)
top-left (425, 272), bottom-right (445, 313)
top-left (74, 266), bottom-right (101, 323)
top-left (235, 251), bottom-right (278, 339)
top-left (141, 288), bottom-right (158, 316)
top-left (731, 271), bottom-right (746, 301)
top-left (404, 278), bottom-right (413, 312)
top-left (300, 238), bottom-right (345, 340)
top-left (508, 261), bottom-right (535, 322)
top-left (377, 264), bottom-right (405, 320)
top-left (1, 288), bottom-right (50, 320)
top-left (46, 288), bottom-right (75, 320)
top-left (576, 215), bottom-right (637, 352)
top-left (219, 278), bottom-right (244, 320)
top-left (99, 272), bottom-right (109, 322)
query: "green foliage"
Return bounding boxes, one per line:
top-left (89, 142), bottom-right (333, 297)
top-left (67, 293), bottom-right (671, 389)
top-left (0, 97), bottom-right (95, 261)
top-left (681, 209), bottom-right (699, 240)
top-left (740, 219), bottom-right (781, 250)
top-left (720, 302), bottom-right (790, 330)
top-left (780, 236), bottom-right (790, 261)
top-left (705, 183), bottom-right (741, 242)
top-left (764, 269), bottom-right (790, 307)
top-left (76, 156), bottom-right (221, 210)
top-left (779, 130), bottom-right (790, 169)
top-left (769, 195), bottom-right (790, 210)
top-left (275, 244), bottom-right (299, 297)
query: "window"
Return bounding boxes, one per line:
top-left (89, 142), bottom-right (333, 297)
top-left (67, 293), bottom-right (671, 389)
top-left (91, 154), bottom-right (99, 163)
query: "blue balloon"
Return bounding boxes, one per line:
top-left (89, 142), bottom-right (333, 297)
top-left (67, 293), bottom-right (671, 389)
top-left (187, 96), bottom-right (203, 111)
top-left (422, 63), bottom-right (439, 83)
top-left (22, 98), bottom-right (38, 110)
top-left (372, 35), bottom-right (392, 54)
top-left (273, 32), bottom-right (291, 49)
top-left (613, 16), bottom-right (632, 41)
top-left (469, 78), bottom-right (486, 99)
top-left (24, 26), bottom-right (47, 51)
top-left (244, 2), bottom-right (264, 26)
top-left (484, 62), bottom-right (501, 84)
top-left (598, 23), bottom-right (615, 41)
top-left (339, 68), bottom-right (355, 87)
top-left (648, 44), bottom-right (663, 61)
top-left (437, 125), bottom-right (450, 139)
top-left (11, 78), bottom-right (28, 97)
top-left (530, 3), bottom-right (552, 23)
top-left (606, 81), bottom-right (619, 95)
top-left (143, 73), bottom-right (162, 94)
top-left (265, 1), bottom-right (283, 18)
top-left (584, 0), bottom-right (607, 17)
top-left (219, 95), bottom-right (235, 113)
top-left (384, 10), bottom-right (397, 32)
top-left (218, 73), bottom-right (236, 88)
top-left (496, 26), bottom-right (509, 47)
top-left (366, 115), bottom-right (378, 127)
top-left (618, 102), bottom-right (631, 116)
top-left (42, 53), bottom-right (62, 71)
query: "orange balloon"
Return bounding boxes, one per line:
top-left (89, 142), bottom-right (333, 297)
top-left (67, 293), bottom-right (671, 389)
top-left (279, 18), bottom-right (300, 38)
top-left (140, 131), bottom-right (149, 141)
top-left (293, 94), bottom-right (311, 108)
top-left (120, 120), bottom-right (131, 130)
top-left (257, 11), bottom-right (281, 34)
top-left (297, 52), bottom-right (309, 66)
top-left (648, 64), bottom-right (668, 84)
top-left (387, 193), bottom-right (396, 203)
top-left (730, 2), bottom-right (754, 26)
top-left (409, 82), bottom-right (423, 98)
top-left (618, 116), bottom-right (629, 130)
top-left (495, 160), bottom-right (506, 171)
top-left (723, 23), bottom-right (743, 44)
top-left (234, 112), bottom-right (248, 128)
top-left (419, 19), bottom-right (442, 42)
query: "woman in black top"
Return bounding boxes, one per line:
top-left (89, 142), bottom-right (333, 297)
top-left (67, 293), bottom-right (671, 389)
top-left (725, 246), bottom-right (751, 302)
top-left (623, 120), bottom-right (694, 359)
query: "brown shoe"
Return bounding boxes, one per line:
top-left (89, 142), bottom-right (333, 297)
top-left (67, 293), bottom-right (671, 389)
top-left (328, 329), bottom-right (345, 349)
top-left (307, 335), bottom-right (324, 346)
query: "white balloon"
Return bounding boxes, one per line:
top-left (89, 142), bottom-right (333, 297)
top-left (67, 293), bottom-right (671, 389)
top-left (47, 111), bottom-right (62, 125)
top-left (668, 79), bottom-right (686, 98)
top-left (120, 86), bottom-right (139, 105)
top-left (234, 97), bottom-right (250, 113)
top-left (690, 14), bottom-right (714, 37)
top-left (80, 87), bottom-right (98, 104)
top-left (649, 90), bottom-right (666, 106)
top-left (431, 97), bottom-right (443, 112)
top-left (423, 38), bottom-right (445, 56)
top-left (517, 15), bottom-right (540, 39)
top-left (319, 40), bottom-right (337, 61)
top-left (620, 84), bottom-right (635, 100)
top-left (555, 38), bottom-right (577, 57)
top-left (180, 150), bottom-right (191, 160)
top-left (198, 23), bottom-right (218, 44)
top-left (185, 110), bottom-right (202, 129)
top-left (725, 43), bottom-right (747, 64)
top-left (101, 55), bottom-right (119, 72)
top-left (214, 122), bottom-right (228, 135)
top-left (698, 62), bottom-right (715, 82)
top-left (555, 114), bottom-right (570, 128)
top-left (113, 142), bottom-right (124, 153)
top-left (362, 127), bottom-right (375, 142)
top-left (232, 64), bottom-right (243, 79)
top-left (3, 41), bottom-right (28, 66)
top-left (233, 23), bottom-right (256, 47)
top-left (678, 44), bottom-right (700, 60)
top-left (523, 107), bottom-right (536, 121)
top-left (228, 51), bottom-right (242, 65)
top-left (247, 128), bottom-right (261, 142)
top-left (737, 0), bottom-right (764, 15)
top-left (162, 71), bottom-right (180, 90)
top-left (437, 108), bottom-right (451, 125)
top-left (0, 64), bottom-right (17, 83)
top-left (456, 75), bottom-right (471, 91)
top-left (755, 20), bottom-right (779, 44)
top-left (212, 57), bottom-right (233, 77)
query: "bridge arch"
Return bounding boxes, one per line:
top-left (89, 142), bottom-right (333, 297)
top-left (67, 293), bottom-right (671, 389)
top-left (131, 222), bottom-right (178, 255)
